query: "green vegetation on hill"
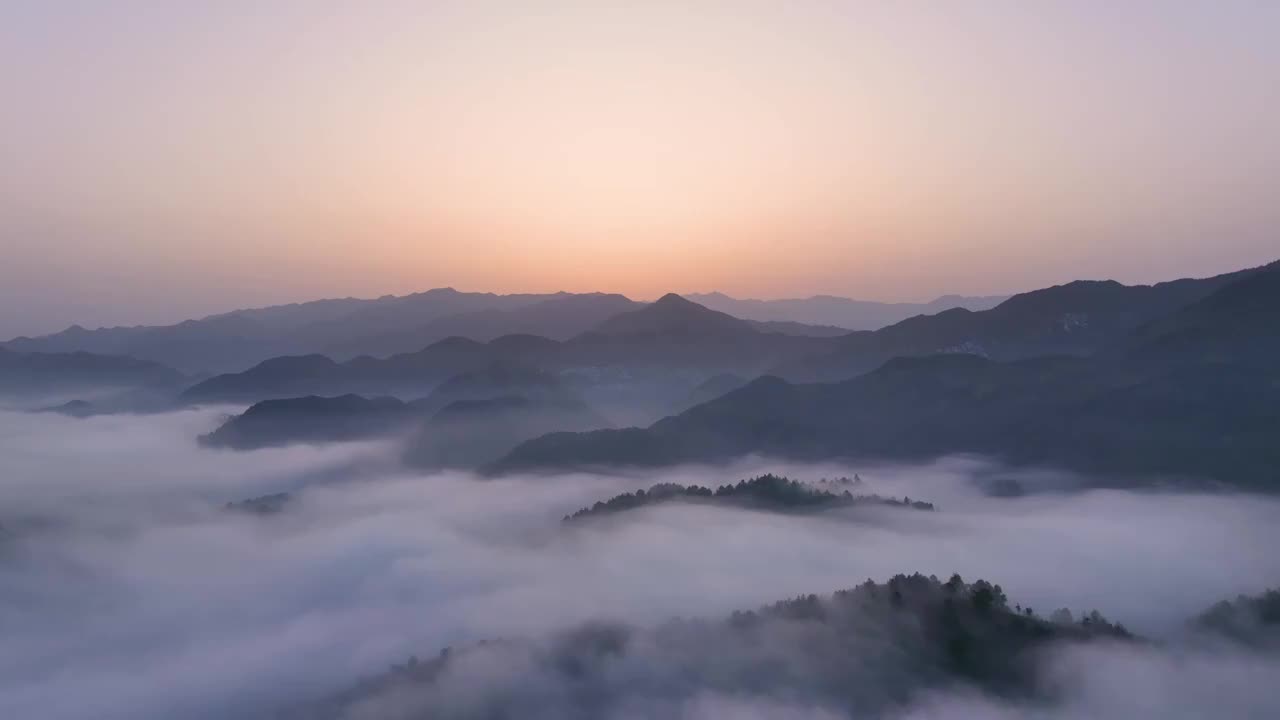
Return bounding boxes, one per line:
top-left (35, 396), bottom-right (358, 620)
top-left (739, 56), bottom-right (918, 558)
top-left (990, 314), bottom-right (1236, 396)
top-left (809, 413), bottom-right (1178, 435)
top-left (564, 473), bottom-right (935, 522)
top-left (1193, 588), bottom-right (1280, 646)
top-left (295, 573), bottom-right (1129, 719)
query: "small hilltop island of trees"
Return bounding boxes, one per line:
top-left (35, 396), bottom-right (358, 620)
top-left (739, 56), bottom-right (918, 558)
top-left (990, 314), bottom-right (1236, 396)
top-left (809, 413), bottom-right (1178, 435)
top-left (564, 473), bottom-right (935, 522)
top-left (292, 572), bottom-right (1130, 719)
top-left (1193, 587), bottom-right (1280, 646)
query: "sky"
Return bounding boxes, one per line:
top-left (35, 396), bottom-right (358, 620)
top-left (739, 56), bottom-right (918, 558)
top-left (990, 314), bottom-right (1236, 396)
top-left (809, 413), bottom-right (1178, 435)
top-left (2, 1), bottom-right (1278, 337)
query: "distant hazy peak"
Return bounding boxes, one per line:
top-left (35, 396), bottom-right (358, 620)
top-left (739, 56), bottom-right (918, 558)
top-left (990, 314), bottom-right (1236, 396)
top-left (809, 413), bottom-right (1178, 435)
top-left (594, 294), bottom-right (755, 336)
top-left (652, 292), bottom-right (697, 306)
top-left (683, 291), bottom-right (1009, 332)
top-left (422, 336), bottom-right (486, 351)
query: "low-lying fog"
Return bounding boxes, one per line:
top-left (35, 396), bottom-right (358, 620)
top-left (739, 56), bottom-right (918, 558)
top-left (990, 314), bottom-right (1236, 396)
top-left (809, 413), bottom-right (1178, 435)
top-left (1, 407), bottom-right (1277, 719)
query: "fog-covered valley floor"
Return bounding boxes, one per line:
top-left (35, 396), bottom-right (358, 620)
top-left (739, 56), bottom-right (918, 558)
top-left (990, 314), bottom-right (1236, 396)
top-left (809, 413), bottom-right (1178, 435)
top-left (2, 407), bottom-right (1278, 719)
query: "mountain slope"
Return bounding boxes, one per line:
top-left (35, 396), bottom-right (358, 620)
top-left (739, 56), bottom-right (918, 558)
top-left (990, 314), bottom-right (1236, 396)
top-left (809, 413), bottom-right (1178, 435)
top-left (775, 263), bottom-right (1272, 382)
top-left (199, 394), bottom-right (419, 449)
top-left (0, 347), bottom-right (186, 397)
top-left (413, 364), bottom-right (582, 414)
top-left (565, 294), bottom-right (830, 374)
top-left (687, 292), bottom-right (1008, 330)
top-left (495, 353), bottom-right (1280, 487)
top-left (1127, 261), bottom-right (1280, 366)
top-left (4, 289), bottom-right (593, 373)
top-left (176, 331), bottom-right (566, 404)
top-left (494, 268), bottom-right (1280, 488)
top-left (404, 392), bottom-right (609, 470)
top-left (179, 354), bottom-right (345, 403)
top-left (292, 573), bottom-right (1129, 720)
top-left (593, 293), bottom-right (758, 337)
top-left (178, 293), bottom-right (842, 406)
top-left (321, 293), bottom-right (642, 359)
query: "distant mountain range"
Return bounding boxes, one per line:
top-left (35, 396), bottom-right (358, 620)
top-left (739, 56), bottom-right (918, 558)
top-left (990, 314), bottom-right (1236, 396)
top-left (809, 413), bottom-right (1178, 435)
top-left (493, 262), bottom-right (1280, 488)
top-left (198, 364), bottom-right (608, 463)
top-left (3, 290), bottom-right (623, 374)
top-left (199, 394), bottom-right (420, 450)
top-left (176, 264), bottom-right (1272, 408)
top-left (7, 259), bottom-right (1279, 490)
top-left (685, 292), bottom-right (1008, 330)
top-left (3, 288), bottom-right (997, 374)
top-left (771, 263), bottom-right (1270, 382)
top-left (0, 347), bottom-right (187, 399)
top-left (176, 294), bottom-right (837, 405)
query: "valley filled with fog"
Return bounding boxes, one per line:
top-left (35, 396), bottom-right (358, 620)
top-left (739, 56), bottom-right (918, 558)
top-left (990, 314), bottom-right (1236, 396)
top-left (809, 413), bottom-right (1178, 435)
top-left (7, 3), bottom-right (1280, 715)
top-left (3, 406), bottom-right (1278, 719)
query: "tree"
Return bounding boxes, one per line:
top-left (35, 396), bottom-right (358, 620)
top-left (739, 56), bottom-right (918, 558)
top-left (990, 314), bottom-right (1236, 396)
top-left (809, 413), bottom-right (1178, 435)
top-left (972, 585), bottom-right (996, 613)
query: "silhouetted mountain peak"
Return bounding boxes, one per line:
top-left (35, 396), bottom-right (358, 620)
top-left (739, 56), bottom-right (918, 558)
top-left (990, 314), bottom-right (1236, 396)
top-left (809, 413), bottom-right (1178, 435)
top-left (422, 336), bottom-right (486, 352)
top-left (742, 374), bottom-right (791, 392)
top-left (594, 294), bottom-right (756, 337)
top-left (992, 279), bottom-right (1128, 315)
top-left (251, 354), bottom-right (338, 374)
top-left (653, 293), bottom-right (696, 307)
top-left (240, 393), bottom-right (403, 417)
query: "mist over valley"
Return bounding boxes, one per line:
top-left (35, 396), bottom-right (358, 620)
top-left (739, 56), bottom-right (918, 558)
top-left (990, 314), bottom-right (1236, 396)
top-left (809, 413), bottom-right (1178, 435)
top-left (5, 3), bottom-right (1280, 714)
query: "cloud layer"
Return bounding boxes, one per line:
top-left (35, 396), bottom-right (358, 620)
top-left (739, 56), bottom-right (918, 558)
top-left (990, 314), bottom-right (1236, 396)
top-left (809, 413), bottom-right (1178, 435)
top-left (1, 408), bottom-right (1278, 718)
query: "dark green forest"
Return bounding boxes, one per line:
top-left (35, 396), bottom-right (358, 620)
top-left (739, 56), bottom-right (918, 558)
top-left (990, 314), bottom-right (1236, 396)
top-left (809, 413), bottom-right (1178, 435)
top-left (563, 473), bottom-right (935, 522)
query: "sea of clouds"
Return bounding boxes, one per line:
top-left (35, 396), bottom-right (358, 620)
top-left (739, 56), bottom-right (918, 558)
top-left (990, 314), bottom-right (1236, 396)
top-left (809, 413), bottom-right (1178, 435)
top-left (1, 406), bottom-right (1278, 719)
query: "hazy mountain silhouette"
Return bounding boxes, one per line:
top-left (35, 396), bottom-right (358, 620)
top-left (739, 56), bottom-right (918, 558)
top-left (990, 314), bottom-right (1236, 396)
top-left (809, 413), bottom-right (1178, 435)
top-left (413, 364), bottom-right (582, 414)
top-left (199, 394), bottom-right (419, 450)
top-left (321, 293), bottom-right (642, 359)
top-left (0, 347), bottom-right (186, 397)
top-left (6, 269), bottom-right (1240, 379)
top-left (494, 264), bottom-right (1280, 488)
top-left (177, 296), bottom-right (832, 405)
top-left (684, 372), bottom-right (750, 408)
top-left (563, 294), bottom-right (831, 375)
top-left (1126, 260), bottom-right (1280, 367)
top-left (593, 293), bottom-right (758, 336)
top-left (5, 289), bottom-right (844, 374)
top-left (30, 399), bottom-right (98, 417)
top-left (4, 314), bottom-right (306, 377)
top-left (180, 354), bottom-right (346, 404)
top-left (746, 319), bottom-right (852, 337)
top-left (686, 291), bottom-right (1008, 330)
top-left (775, 263), bottom-right (1272, 382)
top-left (194, 362), bottom-right (605, 451)
top-left (4, 290), bottom-right (595, 373)
top-left (404, 390), bottom-right (608, 470)
top-left (194, 264), bottom-right (1280, 473)
top-left (176, 333), bottom-right (559, 404)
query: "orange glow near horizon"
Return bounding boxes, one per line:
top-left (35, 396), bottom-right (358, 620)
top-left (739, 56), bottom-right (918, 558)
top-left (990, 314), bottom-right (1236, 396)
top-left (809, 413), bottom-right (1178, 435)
top-left (2, 2), bottom-right (1278, 334)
